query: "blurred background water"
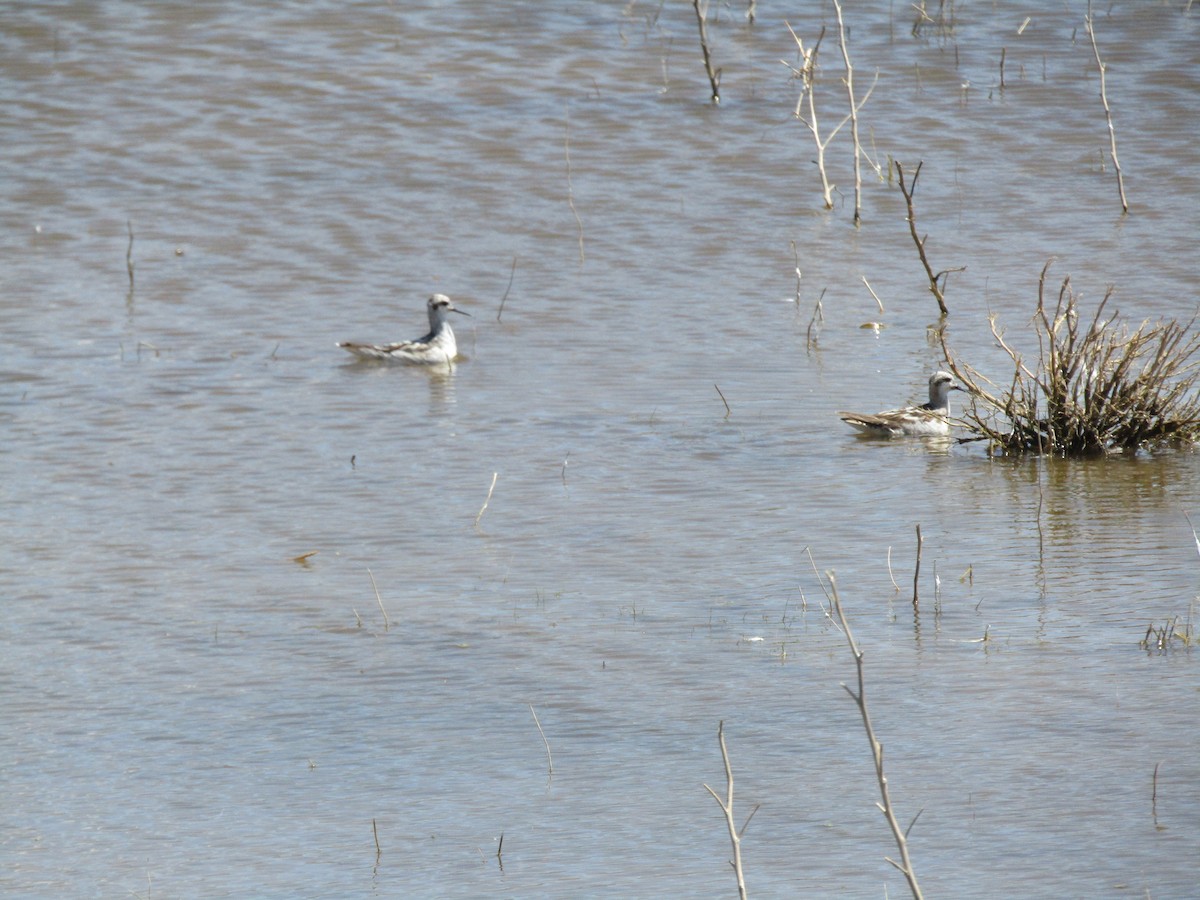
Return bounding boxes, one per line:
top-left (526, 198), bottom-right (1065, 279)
top-left (2, 2), bottom-right (1198, 897)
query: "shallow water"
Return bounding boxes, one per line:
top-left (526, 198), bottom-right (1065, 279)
top-left (3, 2), bottom-right (1199, 897)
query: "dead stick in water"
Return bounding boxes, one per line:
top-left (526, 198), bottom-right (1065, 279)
top-left (126, 220), bottom-right (135, 289)
top-left (895, 161), bottom-right (953, 316)
top-left (833, 0), bottom-right (869, 226)
top-left (806, 286), bottom-right (826, 351)
top-left (703, 721), bottom-right (748, 900)
top-left (791, 241), bottom-right (803, 304)
top-left (367, 568), bottom-right (389, 631)
top-left (475, 472), bottom-right (498, 527)
top-left (1084, 2), bottom-right (1128, 214)
top-left (529, 704), bottom-right (554, 777)
top-left (497, 256), bottom-right (517, 322)
top-left (786, 23), bottom-right (833, 209)
top-left (913, 523), bottom-right (923, 606)
top-left (828, 573), bottom-right (925, 898)
top-left (564, 107), bottom-right (585, 266)
top-left (862, 275), bottom-right (885, 313)
top-left (692, 0), bottom-right (721, 104)
top-left (714, 384), bottom-right (731, 417)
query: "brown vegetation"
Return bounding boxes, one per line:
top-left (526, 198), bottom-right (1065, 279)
top-left (942, 263), bottom-right (1200, 456)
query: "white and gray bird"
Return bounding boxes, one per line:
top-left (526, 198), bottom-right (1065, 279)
top-left (338, 293), bottom-right (469, 365)
top-left (838, 371), bottom-right (963, 436)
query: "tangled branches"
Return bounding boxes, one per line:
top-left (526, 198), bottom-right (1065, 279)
top-left (943, 262), bottom-right (1200, 456)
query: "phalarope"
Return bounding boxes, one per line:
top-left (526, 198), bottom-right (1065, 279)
top-left (838, 371), bottom-right (963, 436)
top-left (338, 293), bottom-right (469, 365)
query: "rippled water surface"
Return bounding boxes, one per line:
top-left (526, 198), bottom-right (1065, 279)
top-left (3, 2), bottom-right (1199, 897)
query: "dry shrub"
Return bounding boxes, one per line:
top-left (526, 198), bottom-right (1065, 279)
top-left (943, 262), bottom-right (1200, 456)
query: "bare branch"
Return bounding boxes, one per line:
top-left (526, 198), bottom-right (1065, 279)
top-left (1085, 3), bottom-right (1128, 214)
top-left (703, 721), bottom-right (748, 900)
top-left (692, 0), bottom-right (721, 104)
top-left (828, 573), bottom-right (924, 899)
top-left (833, 0), bottom-right (866, 225)
top-left (785, 22), bottom-right (833, 208)
top-left (943, 261), bottom-right (1200, 454)
top-left (895, 161), bottom-right (950, 316)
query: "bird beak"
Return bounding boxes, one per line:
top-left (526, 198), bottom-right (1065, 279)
top-left (452, 307), bottom-right (471, 317)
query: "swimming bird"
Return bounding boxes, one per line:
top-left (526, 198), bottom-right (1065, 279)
top-left (338, 294), bottom-right (469, 365)
top-left (838, 371), bottom-right (963, 436)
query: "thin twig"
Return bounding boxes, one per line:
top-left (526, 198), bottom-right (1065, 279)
top-left (497, 256), bottom-right (517, 322)
top-left (790, 242), bottom-right (803, 303)
top-left (692, 0), bottom-right (721, 104)
top-left (564, 107), bottom-right (585, 266)
top-left (738, 803), bottom-right (761, 838)
top-left (1184, 512), bottom-right (1200, 558)
top-left (912, 524), bottom-right (923, 607)
top-left (126, 220), bottom-right (135, 289)
top-left (367, 568), bottom-right (389, 631)
top-left (791, 246), bottom-right (824, 349)
top-left (785, 23), bottom-right (831, 207)
top-left (828, 573), bottom-right (924, 900)
top-left (805, 545), bottom-right (834, 605)
top-left (714, 384), bottom-right (731, 417)
top-left (1085, 2), bottom-right (1128, 214)
top-left (529, 704), bottom-right (554, 778)
top-left (833, 0), bottom-right (865, 225)
top-left (372, 818), bottom-right (382, 858)
top-left (786, 20), bottom-right (880, 214)
top-left (895, 161), bottom-right (950, 316)
top-left (862, 276), bottom-right (885, 313)
top-left (475, 472), bottom-right (498, 528)
top-left (703, 721), bottom-right (748, 900)
top-left (807, 287), bottom-right (827, 351)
